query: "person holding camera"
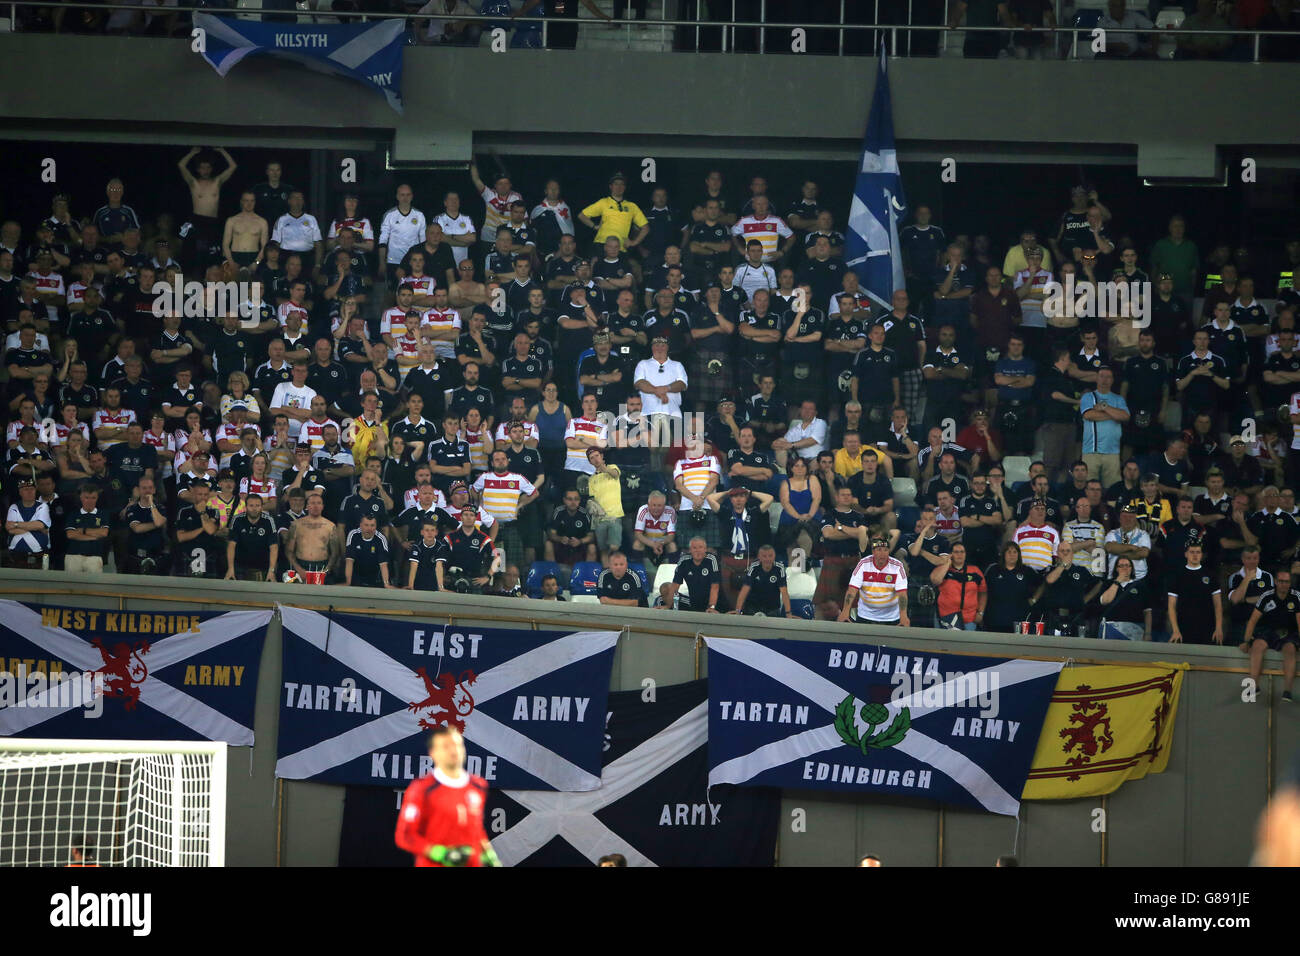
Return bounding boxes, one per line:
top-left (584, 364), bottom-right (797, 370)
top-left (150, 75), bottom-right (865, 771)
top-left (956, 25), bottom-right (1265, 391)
top-left (930, 542), bottom-right (986, 630)
top-left (121, 475), bottom-right (167, 574)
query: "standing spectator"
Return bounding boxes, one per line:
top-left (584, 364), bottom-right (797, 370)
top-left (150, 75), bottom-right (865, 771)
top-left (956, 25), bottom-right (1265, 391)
top-left (931, 543), bottom-right (986, 630)
top-left (345, 514), bottom-right (394, 588)
top-left (948, 0), bottom-right (1010, 58)
top-left (1167, 542), bottom-right (1224, 645)
top-left (579, 174), bottom-right (649, 258)
top-left (64, 484), bottom-right (110, 574)
top-left (981, 542), bottom-right (1041, 633)
top-left (225, 494), bottom-right (278, 582)
top-left (585, 448), bottom-right (625, 560)
top-left (874, 289), bottom-right (927, 424)
top-left (1012, 500), bottom-right (1060, 572)
top-left (271, 191), bottom-right (324, 274)
top-left (1032, 348), bottom-right (1079, 481)
top-left (633, 337), bottom-right (688, 454)
top-left (1079, 366), bottom-right (1129, 488)
top-left (473, 449), bottom-right (538, 573)
top-left (992, 333), bottom-right (1037, 455)
top-left (836, 537), bottom-right (910, 626)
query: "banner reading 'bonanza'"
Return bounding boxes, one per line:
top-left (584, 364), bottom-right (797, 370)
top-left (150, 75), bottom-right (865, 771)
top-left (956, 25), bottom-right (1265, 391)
top-left (275, 607), bottom-right (619, 790)
top-left (705, 637), bottom-right (1063, 815)
top-left (0, 601), bottom-right (271, 745)
top-left (192, 13), bottom-right (406, 113)
top-left (1022, 663), bottom-right (1186, 800)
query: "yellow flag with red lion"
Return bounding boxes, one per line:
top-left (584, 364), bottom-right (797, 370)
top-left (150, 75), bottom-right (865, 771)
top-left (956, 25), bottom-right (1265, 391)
top-left (1022, 663), bottom-right (1187, 800)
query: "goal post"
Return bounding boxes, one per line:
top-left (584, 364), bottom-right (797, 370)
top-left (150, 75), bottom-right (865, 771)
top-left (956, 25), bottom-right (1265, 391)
top-left (0, 739), bottom-right (227, 867)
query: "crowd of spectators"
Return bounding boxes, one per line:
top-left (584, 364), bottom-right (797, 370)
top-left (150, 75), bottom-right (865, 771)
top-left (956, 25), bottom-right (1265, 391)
top-left (3, 147), bottom-right (1300, 693)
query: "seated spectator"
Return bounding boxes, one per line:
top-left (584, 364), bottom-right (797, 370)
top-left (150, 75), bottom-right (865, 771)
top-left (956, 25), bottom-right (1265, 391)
top-left (730, 544), bottom-right (791, 617)
top-left (1176, 0), bottom-right (1232, 59)
top-left (631, 490), bottom-right (678, 572)
top-left (597, 550), bottom-right (647, 607)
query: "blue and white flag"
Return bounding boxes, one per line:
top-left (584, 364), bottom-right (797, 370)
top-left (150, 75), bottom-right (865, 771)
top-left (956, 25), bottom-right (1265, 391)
top-left (338, 680), bottom-right (780, 867)
top-left (844, 40), bottom-right (907, 309)
top-left (191, 13), bottom-right (406, 113)
top-left (0, 602), bottom-right (271, 745)
top-left (705, 637), bottom-right (1063, 816)
top-left (275, 607), bottom-right (619, 790)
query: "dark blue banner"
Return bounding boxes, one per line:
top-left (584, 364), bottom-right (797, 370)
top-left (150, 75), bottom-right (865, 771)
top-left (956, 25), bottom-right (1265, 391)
top-left (275, 607), bottom-right (619, 790)
top-left (192, 13), bottom-right (406, 112)
top-left (0, 601), bottom-right (271, 745)
top-left (338, 680), bottom-right (780, 867)
top-left (705, 637), bottom-right (1063, 815)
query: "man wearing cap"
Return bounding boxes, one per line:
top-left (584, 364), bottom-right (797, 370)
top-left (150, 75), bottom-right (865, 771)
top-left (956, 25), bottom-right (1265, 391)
top-left (4, 479), bottom-right (50, 569)
top-left (838, 537), bottom-right (910, 626)
top-left (579, 175), bottom-right (649, 260)
top-left (1103, 504), bottom-right (1152, 579)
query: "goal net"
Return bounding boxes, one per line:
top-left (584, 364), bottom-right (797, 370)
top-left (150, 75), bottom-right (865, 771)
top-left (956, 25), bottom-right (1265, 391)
top-left (0, 740), bottom-right (227, 867)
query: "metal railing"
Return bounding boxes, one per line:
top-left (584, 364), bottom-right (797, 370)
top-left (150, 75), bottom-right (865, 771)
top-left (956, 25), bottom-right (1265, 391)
top-left (7, 1), bottom-right (1300, 63)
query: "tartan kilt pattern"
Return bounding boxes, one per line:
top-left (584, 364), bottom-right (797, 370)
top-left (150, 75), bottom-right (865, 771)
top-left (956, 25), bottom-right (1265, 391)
top-left (691, 347), bottom-right (733, 405)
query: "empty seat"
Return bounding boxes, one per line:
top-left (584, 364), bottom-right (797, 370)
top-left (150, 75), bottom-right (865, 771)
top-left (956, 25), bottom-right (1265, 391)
top-left (570, 594), bottom-right (601, 605)
top-left (569, 561), bottom-right (604, 596)
top-left (786, 569), bottom-right (817, 601)
top-left (891, 477), bottom-right (917, 507)
top-left (1002, 456), bottom-right (1032, 487)
top-left (1154, 7), bottom-right (1185, 59)
top-left (1162, 400), bottom-right (1182, 433)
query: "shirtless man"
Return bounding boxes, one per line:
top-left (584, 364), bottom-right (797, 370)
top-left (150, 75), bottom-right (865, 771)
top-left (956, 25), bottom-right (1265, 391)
top-left (447, 257), bottom-right (489, 311)
top-left (284, 490), bottom-right (338, 584)
top-left (178, 146), bottom-right (237, 266)
top-left (223, 191), bottom-right (268, 274)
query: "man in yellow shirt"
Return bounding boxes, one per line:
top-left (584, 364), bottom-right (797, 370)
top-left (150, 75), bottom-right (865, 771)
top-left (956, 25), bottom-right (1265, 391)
top-left (347, 392), bottom-right (389, 466)
top-left (834, 432), bottom-right (893, 480)
top-left (579, 173), bottom-right (649, 257)
top-left (585, 447), bottom-right (626, 560)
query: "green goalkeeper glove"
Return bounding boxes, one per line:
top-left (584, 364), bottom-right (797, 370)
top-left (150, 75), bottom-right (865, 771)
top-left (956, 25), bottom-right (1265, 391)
top-left (427, 844), bottom-right (472, 866)
top-left (480, 845), bottom-right (500, 868)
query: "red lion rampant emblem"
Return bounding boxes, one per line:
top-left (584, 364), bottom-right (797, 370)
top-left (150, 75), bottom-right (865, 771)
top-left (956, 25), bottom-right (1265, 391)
top-left (1059, 695), bottom-right (1114, 770)
top-left (407, 667), bottom-right (477, 732)
top-left (90, 637), bottom-right (150, 711)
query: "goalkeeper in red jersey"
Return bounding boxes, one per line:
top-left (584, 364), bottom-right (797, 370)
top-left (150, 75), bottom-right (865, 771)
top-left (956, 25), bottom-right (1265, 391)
top-left (395, 725), bottom-right (500, 867)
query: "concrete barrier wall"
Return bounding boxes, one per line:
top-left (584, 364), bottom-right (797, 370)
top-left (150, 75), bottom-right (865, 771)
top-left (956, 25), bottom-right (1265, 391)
top-left (0, 570), bottom-right (1292, 866)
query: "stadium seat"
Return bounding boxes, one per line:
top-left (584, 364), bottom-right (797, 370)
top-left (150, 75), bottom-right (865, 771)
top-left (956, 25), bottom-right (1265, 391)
top-left (632, 564), bottom-right (651, 594)
top-left (786, 569), bottom-right (816, 601)
top-left (1186, 485), bottom-right (1207, 501)
top-left (1154, 7), bottom-right (1185, 59)
top-left (652, 562), bottom-right (684, 602)
top-left (570, 594), bottom-right (601, 605)
top-left (768, 500), bottom-right (782, 533)
top-left (790, 599), bottom-right (815, 619)
top-left (891, 477), bottom-right (917, 507)
top-left (569, 561), bottom-right (604, 596)
top-left (525, 560), bottom-right (562, 599)
top-left (896, 505), bottom-right (920, 532)
top-left (1162, 400), bottom-right (1182, 434)
top-left (1002, 456), bottom-right (1032, 487)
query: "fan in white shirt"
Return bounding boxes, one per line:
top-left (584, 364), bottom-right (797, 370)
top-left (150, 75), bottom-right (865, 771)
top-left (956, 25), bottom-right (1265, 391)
top-left (633, 338), bottom-right (689, 418)
top-left (378, 185), bottom-right (427, 267)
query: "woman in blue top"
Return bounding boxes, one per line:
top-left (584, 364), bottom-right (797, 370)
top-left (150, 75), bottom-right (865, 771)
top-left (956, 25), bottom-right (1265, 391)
top-left (776, 455), bottom-right (822, 561)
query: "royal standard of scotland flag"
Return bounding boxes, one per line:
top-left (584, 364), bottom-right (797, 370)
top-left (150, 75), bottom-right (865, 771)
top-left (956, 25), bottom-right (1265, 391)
top-left (704, 637), bottom-right (1063, 816)
top-left (844, 39), bottom-right (907, 309)
top-left (275, 607), bottom-right (619, 790)
top-left (192, 13), bottom-right (406, 113)
top-left (0, 601), bottom-right (271, 745)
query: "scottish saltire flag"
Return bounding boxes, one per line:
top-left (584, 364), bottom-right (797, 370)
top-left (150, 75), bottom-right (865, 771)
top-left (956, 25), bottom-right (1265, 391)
top-left (336, 680), bottom-right (780, 867)
top-left (191, 13), bottom-right (407, 113)
top-left (845, 39), bottom-right (907, 309)
top-left (0, 601), bottom-right (271, 745)
top-left (705, 637), bottom-right (1063, 816)
top-left (275, 607), bottom-right (618, 790)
